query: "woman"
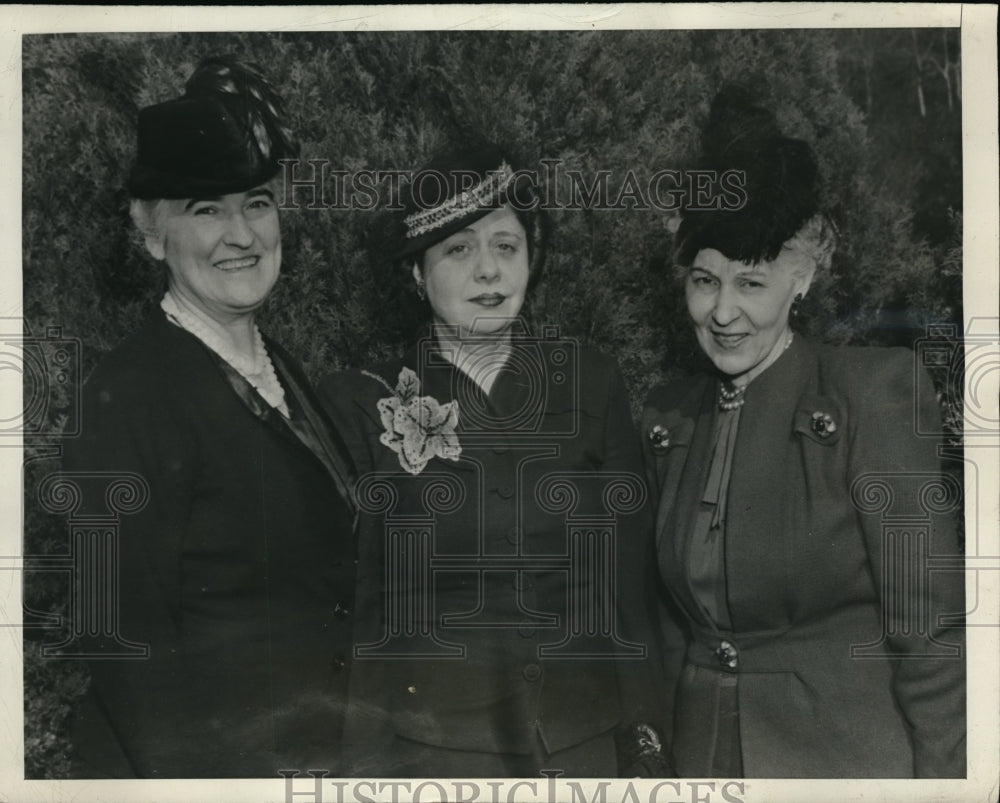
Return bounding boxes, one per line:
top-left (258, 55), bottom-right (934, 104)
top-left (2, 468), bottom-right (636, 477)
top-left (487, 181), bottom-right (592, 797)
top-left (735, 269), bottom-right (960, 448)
top-left (643, 87), bottom-right (966, 778)
top-left (320, 143), bottom-right (670, 777)
top-left (62, 57), bottom-right (358, 778)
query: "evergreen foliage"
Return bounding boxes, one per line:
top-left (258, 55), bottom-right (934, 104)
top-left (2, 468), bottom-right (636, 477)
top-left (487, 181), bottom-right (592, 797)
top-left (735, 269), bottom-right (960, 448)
top-left (21, 30), bottom-right (963, 778)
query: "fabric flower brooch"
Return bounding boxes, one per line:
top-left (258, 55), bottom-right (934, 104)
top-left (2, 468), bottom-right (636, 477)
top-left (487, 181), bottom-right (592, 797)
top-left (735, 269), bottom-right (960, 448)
top-left (647, 424), bottom-right (671, 454)
top-left (793, 397), bottom-right (843, 446)
top-left (364, 367), bottom-right (461, 475)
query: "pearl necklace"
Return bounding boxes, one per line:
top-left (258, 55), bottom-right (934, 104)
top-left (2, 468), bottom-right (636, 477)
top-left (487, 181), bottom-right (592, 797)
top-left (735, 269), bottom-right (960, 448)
top-left (717, 331), bottom-right (794, 411)
top-left (718, 381), bottom-right (746, 411)
top-left (161, 292), bottom-right (289, 417)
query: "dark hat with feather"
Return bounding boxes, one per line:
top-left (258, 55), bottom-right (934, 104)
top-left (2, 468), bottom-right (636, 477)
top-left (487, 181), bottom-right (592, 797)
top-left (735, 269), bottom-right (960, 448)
top-left (128, 56), bottom-right (299, 200)
top-left (675, 84), bottom-right (820, 266)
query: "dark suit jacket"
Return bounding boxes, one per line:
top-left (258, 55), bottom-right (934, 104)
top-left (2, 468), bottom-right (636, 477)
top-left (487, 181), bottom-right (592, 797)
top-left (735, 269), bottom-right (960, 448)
top-left (61, 311), bottom-right (358, 778)
top-left (320, 336), bottom-right (670, 775)
top-left (642, 337), bottom-right (966, 778)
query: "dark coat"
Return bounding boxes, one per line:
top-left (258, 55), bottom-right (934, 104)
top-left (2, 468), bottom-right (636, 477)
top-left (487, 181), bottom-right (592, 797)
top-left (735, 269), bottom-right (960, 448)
top-left (62, 311), bottom-right (358, 778)
top-left (642, 337), bottom-right (966, 778)
top-left (320, 337), bottom-right (670, 776)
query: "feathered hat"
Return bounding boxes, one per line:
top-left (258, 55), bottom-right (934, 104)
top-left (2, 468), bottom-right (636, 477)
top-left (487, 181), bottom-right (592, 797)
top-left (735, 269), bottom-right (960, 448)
top-left (128, 56), bottom-right (299, 199)
top-left (675, 84), bottom-right (820, 266)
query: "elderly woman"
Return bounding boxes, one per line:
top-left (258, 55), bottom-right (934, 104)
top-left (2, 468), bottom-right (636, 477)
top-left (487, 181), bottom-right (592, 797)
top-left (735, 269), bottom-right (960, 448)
top-left (320, 143), bottom-right (670, 777)
top-left (643, 87), bottom-right (966, 778)
top-left (62, 57), bottom-right (357, 778)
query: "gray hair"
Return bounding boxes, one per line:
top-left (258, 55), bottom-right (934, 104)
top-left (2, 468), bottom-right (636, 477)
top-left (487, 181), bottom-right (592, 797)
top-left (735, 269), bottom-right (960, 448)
top-left (128, 175), bottom-right (285, 258)
top-left (674, 213), bottom-right (837, 281)
top-left (129, 198), bottom-right (170, 256)
top-left (783, 214), bottom-right (837, 276)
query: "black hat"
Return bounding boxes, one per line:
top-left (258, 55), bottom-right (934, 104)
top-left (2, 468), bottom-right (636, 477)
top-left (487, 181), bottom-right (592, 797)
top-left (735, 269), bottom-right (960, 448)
top-left (128, 56), bottom-right (299, 200)
top-left (392, 143), bottom-right (538, 260)
top-left (675, 85), bottom-right (819, 266)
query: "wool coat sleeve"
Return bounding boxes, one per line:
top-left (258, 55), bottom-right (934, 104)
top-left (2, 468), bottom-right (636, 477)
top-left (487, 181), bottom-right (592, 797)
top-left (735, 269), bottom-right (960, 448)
top-left (592, 359), bottom-right (677, 771)
top-left (842, 349), bottom-right (966, 778)
top-left (61, 356), bottom-right (201, 774)
top-left (317, 369), bottom-right (379, 478)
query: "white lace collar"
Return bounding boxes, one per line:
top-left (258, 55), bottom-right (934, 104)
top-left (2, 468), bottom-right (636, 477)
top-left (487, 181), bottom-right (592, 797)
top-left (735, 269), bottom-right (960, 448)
top-left (160, 291), bottom-right (289, 418)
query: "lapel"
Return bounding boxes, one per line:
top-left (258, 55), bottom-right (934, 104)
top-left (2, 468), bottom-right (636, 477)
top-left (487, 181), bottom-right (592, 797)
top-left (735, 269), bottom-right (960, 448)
top-left (157, 312), bottom-right (357, 512)
top-left (724, 336), bottom-right (818, 630)
top-left (267, 339), bottom-right (359, 514)
top-left (413, 335), bottom-right (539, 431)
top-left (644, 374), bottom-right (716, 620)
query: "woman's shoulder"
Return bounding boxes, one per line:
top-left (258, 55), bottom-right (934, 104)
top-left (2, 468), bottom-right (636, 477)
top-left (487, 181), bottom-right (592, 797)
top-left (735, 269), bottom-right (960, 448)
top-left (643, 369), bottom-right (711, 416)
top-left (811, 341), bottom-right (919, 398)
top-left (572, 343), bottom-right (626, 377)
top-left (320, 358), bottom-right (404, 393)
top-left (318, 357), bottom-right (405, 418)
top-left (814, 340), bottom-right (914, 368)
top-left (83, 313), bottom-right (196, 400)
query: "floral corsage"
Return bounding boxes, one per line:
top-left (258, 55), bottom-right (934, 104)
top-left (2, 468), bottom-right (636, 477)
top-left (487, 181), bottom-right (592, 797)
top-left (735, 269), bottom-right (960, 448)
top-left (363, 367), bottom-right (461, 475)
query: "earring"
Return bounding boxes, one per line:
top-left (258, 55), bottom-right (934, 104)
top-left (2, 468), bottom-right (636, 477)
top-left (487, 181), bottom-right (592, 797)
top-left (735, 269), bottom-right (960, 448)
top-left (415, 279), bottom-right (426, 301)
top-left (791, 292), bottom-right (803, 318)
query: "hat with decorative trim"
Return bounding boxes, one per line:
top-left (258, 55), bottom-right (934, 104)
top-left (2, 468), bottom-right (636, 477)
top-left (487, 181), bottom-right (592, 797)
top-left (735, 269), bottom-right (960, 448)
top-left (393, 142), bottom-right (538, 260)
top-left (128, 56), bottom-right (299, 200)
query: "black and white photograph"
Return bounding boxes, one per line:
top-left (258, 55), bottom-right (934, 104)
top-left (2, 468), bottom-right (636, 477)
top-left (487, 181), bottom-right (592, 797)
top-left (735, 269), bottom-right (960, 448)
top-left (2, 5), bottom-right (997, 803)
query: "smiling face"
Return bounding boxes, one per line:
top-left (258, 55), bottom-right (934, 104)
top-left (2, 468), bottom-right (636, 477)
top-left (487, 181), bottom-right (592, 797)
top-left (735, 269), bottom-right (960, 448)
top-left (415, 205), bottom-right (529, 340)
top-left (686, 246), bottom-right (814, 384)
top-left (146, 186), bottom-right (281, 325)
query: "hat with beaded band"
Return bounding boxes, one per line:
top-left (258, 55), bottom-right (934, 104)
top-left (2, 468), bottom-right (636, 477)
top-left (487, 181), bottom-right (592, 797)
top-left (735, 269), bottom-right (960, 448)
top-left (392, 143), bottom-right (539, 261)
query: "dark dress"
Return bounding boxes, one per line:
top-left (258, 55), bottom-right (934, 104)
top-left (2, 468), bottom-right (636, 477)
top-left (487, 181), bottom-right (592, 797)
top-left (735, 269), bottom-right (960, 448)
top-left (642, 337), bottom-right (966, 778)
top-left (61, 310), bottom-right (358, 778)
top-left (320, 334), bottom-right (670, 777)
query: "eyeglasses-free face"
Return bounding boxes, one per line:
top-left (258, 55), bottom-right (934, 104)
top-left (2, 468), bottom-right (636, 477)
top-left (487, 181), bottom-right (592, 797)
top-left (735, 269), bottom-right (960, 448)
top-left (148, 186), bottom-right (281, 326)
top-left (686, 246), bottom-right (813, 384)
top-left (415, 205), bottom-right (529, 341)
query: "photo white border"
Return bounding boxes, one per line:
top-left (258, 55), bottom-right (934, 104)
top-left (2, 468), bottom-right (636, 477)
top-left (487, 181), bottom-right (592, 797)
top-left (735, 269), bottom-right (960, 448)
top-left (1, 5), bottom-right (996, 802)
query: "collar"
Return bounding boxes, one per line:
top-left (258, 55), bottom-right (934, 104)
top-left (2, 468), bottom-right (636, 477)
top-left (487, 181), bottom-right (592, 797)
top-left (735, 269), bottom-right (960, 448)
top-left (161, 291), bottom-right (288, 416)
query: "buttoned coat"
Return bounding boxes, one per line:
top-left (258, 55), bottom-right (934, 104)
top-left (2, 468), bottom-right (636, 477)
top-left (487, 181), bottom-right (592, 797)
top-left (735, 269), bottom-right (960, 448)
top-left (320, 337), bottom-right (669, 775)
top-left (642, 337), bottom-right (966, 778)
top-left (61, 311), bottom-right (359, 778)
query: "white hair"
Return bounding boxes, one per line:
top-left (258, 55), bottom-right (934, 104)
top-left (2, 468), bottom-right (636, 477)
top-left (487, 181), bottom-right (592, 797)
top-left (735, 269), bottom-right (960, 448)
top-left (128, 175), bottom-right (285, 259)
top-left (129, 198), bottom-right (171, 256)
top-left (783, 214), bottom-right (838, 277)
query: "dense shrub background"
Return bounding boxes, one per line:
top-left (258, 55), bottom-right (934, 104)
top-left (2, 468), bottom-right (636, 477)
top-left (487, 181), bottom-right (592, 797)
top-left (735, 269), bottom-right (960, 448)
top-left (21, 30), bottom-right (962, 778)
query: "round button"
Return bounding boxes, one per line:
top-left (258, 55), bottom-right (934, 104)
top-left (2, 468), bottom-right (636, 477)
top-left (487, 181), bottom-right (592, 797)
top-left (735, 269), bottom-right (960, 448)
top-left (407, 685), bottom-right (417, 694)
top-left (331, 654), bottom-right (347, 673)
top-left (496, 485), bottom-right (515, 499)
top-left (492, 445), bottom-right (509, 455)
top-left (715, 640), bottom-right (738, 669)
top-left (518, 623), bottom-right (537, 638)
top-left (522, 664), bottom-right (542, 682)
top-left (506, 527), bottom-right (521, 545)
